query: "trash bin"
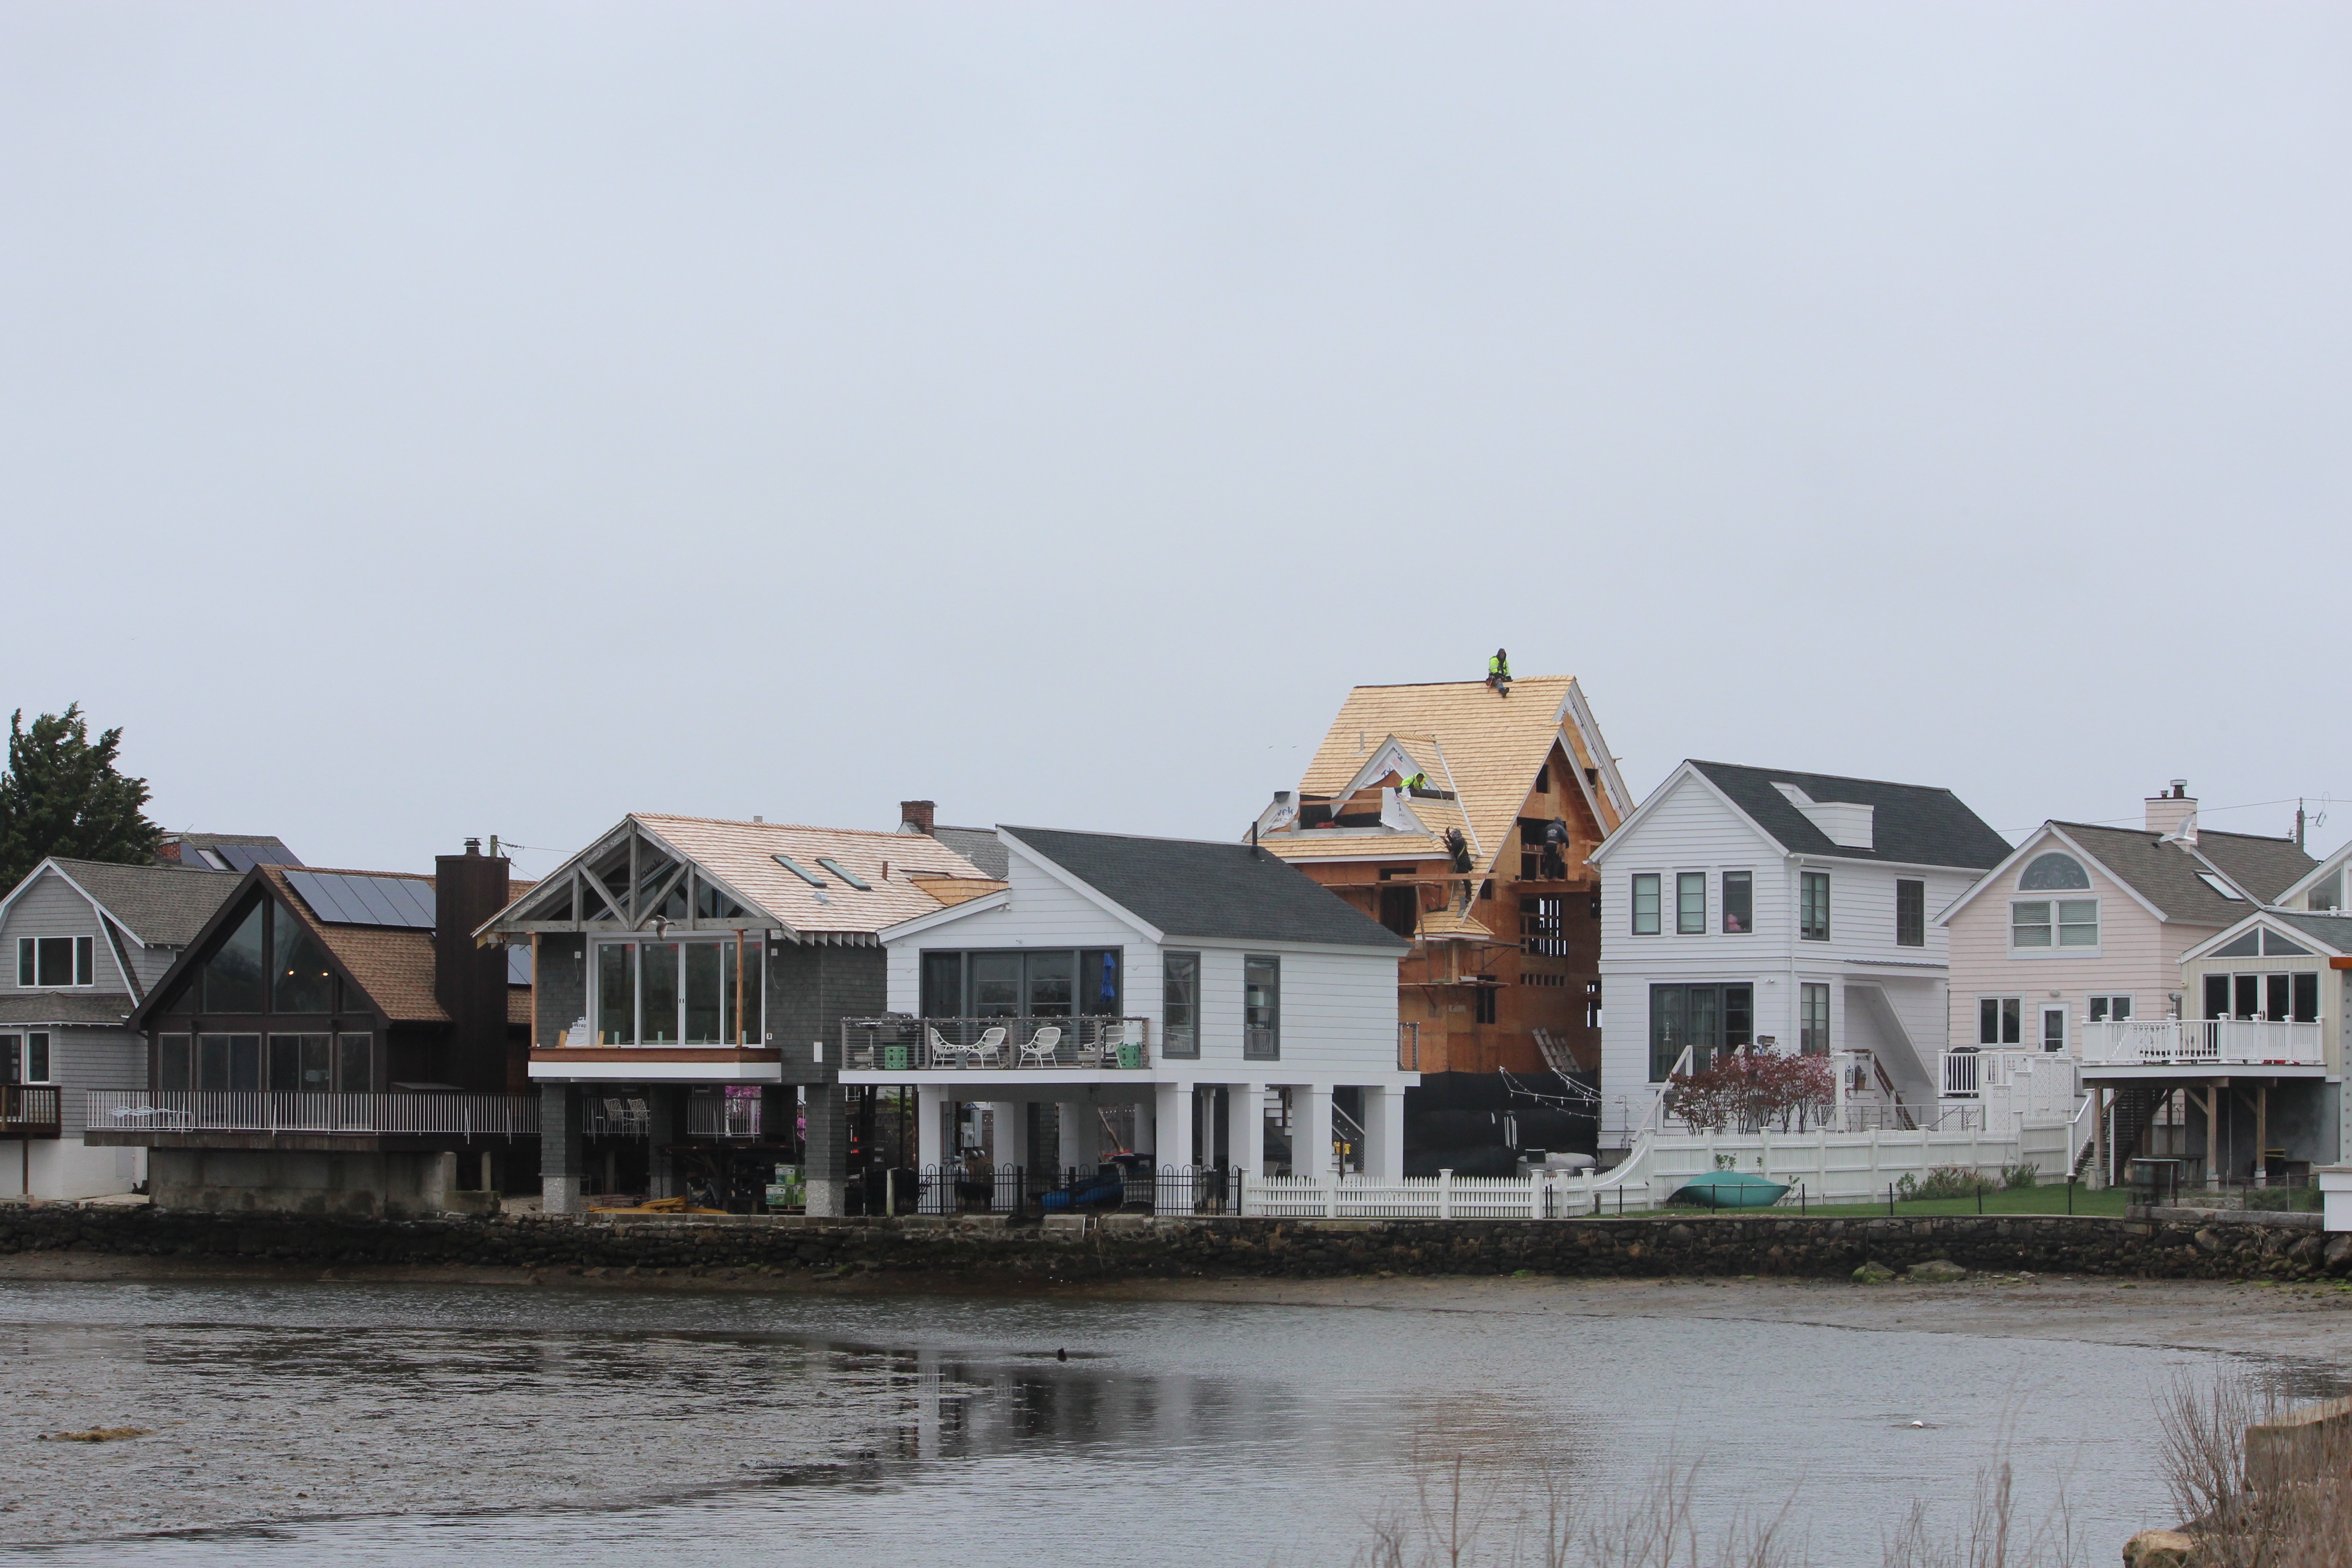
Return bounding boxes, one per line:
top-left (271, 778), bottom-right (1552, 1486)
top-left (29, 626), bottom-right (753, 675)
top-left (2127, 1157), bottom-right (2182, 1208)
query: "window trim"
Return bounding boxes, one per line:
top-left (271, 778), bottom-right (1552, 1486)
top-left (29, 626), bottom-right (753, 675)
top-left (1630, 873), bottom-right (1661, 936)
top-left (1799, 982), bottom-right (1830, 1056)
top-left (2087, 994), bottom-right (2134, 1024)
top-left (1161, 950), bottom-right (1201, 1058)
top-left (1675, 872), bottom-right (1706, 935)
top-left (2, 1030), bottom-right (53, 1084)
top-left (1721, 871), bottom-right (1753, 935)
top-left (1243, 954), bottom-right (1280, 1061)
top-left (1799, 871), bottom-right (1830, 943)
top-left (2008, 897), bottom-right (2099, 956)
top-left (1977, 995), bottom-right (2022, 1046)
top-left (16, 936), bottom-right (96, 990)
top-left (1895, 879), bottom-right (1925, 948)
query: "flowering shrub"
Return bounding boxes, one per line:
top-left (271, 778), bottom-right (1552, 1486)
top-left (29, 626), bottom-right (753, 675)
top-left (1664, 1046), bottom-right (1835, 1133)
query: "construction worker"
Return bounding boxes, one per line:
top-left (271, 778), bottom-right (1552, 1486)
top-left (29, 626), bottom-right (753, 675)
top-left (1402, 770), bottom-right (1428, 794)
top-left (1486, 648), bottom-right (1511, 690)
top-left (1445, 827), bottom-right (1473, 873)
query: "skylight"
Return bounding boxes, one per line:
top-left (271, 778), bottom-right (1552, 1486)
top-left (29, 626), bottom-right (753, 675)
top-left (816, 858), bottom-right (871, 891)
top-left (774, 855), bottom-right (826, 887)
top-left (2195, 871), bottom-right (2244, 900)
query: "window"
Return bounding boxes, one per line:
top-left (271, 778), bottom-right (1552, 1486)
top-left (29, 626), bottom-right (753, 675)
top-left (773, 855), bottom-right (827, 887)
top-left (1161, 952), bottom-right (1200, 1058)
top-left (202, 903), bottom-right (267, 1012)
top-left (15, 936), bottom-right (94, 988)
top-left (2293, 971), bottom-right (2319, 1023)
top-left (2194, 871), bottom-right (2243, 901)
top-left (158, 1034), bottom-right (191, 1092)
top-left (1978, 997), bottom-right (2021, 1045)
top-left (2311, 871), bottom-right (2344, 912)
top-left (1, 1032), bottom-right (51, 1083)
top-left (1676, 873), bottom-right (1706, 935)
top-left (196, 1034), bottom-right (263, 1092)
top-left (916, 950), bottom-right (1123, 1020)
top-left (1521, 895), bottom-right (1567, 956)
top-left (921, 952), bottom-right (964, 1018)
top-left (272, 909), bottom-right (335, 1013)
top-left (1799, 872), bottom-right (1830, 942)
top-left (2010, 899), bottom-right (2099, 951)
top-left (1474, 985), bottom-right (1498, 1025)
top-left (814, 858), bottom-right (871, 891)
top-left (339, 1033), bottom-right (374, 1093)
top-left (1895, 880), bottom-right (1925, 948)
top-left (2019, 853), bottom-right (2091, 891)
top-left (591, 938), bottom-right (766, 1046)
top-left (1800, 984), bottom-right (1829, 1055)
top-left (268, 1034), bottom-right (334, 1092)
top-left (2087, 995), bottom-right (2133, 1023)
top-left (1631, 874), bottom-right (1661, 935)
top-left (1648, 983), bottom-right (1754, 1078)
top-left (1722, 872), bottom-right (1752, 934)
top-left (2058, 901), bottom-right (2098, 947)
top-left (1244, 956), bottom-right (1279, 1059)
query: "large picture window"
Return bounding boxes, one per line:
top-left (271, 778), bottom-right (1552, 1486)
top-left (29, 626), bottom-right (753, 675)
top-left (1896, 880), bottom-right (1925, 948)
top-left (1162, 951), bottom-right (1200, 1058)
top-left (1631, 874), bottom-right (1661, 936)
top-left (262, 1032), bottom-right (374, 1092)
top-left (916, 950), bottom-right (1124, 1019)
top-left (1244, 955), bottom-right (1280, 1060)
top-left (1648, 983), bottom-right (1752, 1080)
top-left (15, 936), bottom-right (94, 988)
top-left (196, 1033), bottom-right (263, 1093)
top-left (591, 939), bottom-right (764, 1046)
top-left (203, 903), bottom-right (267, 1012)
top-left (1799, 872), bottom-right (1830, 942)
top-left (272, 910), bottom-right (335, 1012)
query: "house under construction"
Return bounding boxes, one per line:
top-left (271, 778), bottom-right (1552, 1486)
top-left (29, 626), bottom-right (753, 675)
top-left (1254, 676), bottom-right (1630, 1090)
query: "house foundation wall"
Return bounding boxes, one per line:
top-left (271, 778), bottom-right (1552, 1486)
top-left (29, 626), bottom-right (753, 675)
top-left (149, 1147), bottom-right (465, 1217)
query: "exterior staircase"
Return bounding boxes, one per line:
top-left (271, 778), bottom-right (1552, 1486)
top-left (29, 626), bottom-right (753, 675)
top-left (2073, 1083), bottom-right (2166, 1183)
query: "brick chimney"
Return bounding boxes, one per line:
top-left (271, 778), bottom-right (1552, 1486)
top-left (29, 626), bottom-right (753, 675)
top-left (434, 838), bottom-right (513, 1093)
top-left (899, 800), bottom-right (936, 835)
top-left (2145, 780), bottom-right (2196, 839)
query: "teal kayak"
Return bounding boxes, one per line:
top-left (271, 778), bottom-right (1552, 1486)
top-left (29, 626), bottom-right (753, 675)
top-left (1672, 1171), bottom-right (1790, 1209)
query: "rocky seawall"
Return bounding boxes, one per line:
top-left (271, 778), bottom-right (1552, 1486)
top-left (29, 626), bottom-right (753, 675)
top-left (3, 1205), bottom-right (2348, 1283)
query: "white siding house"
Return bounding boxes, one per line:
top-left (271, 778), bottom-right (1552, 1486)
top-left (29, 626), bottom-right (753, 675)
top-left (857, 826), bottom-right (1416, 1183)
top-left (1590, 761), bottom-right (2009, 1149)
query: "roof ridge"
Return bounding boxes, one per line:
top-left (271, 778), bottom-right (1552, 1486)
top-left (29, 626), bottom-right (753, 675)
top-left (1004, 824), bottom-right (1262, 850)
top-left (633, 812), bottom-right (934, 842)
top-left (1692, 760), bottom-right (1967, 795)
top-left (49, 856), bottom-right (231, 876)
top-left (1341, 676), bottom-right (1574, 692)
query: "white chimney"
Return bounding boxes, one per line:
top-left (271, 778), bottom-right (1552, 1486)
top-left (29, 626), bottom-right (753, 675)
top-left (2146, 781), bottom-right (2196, 839)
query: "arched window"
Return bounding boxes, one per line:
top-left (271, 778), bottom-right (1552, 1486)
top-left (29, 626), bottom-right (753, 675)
top-left (2019, 853), bottom-right (2091, 891)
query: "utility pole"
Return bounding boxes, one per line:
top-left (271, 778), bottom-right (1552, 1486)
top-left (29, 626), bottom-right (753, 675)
top-left (2295, 799), bottom-right (2306, 851)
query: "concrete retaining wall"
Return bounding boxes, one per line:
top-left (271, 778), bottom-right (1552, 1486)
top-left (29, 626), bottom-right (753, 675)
top-left (148, 1148), bottom-right (464, 1217)
top-left (5, 1206), bottom-right (2351, 1282)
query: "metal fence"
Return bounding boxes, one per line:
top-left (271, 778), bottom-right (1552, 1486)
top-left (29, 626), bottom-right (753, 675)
top-left (839, 1016), bottom-right (1154, 1071)
top-left (685, 1093), bottom-right (763, 1139)
top-left (910, 1162), bottom-right (1244, 1216)
top-left (85, 1090), bottom-right (539, 1139)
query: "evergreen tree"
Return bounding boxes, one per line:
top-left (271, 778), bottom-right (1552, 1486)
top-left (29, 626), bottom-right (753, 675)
top-left (0, 706), bottom-right (165, 892)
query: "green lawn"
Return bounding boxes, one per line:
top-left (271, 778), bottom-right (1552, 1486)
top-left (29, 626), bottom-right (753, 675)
top-left (1655, 1184), bottom-right (2131, 1219)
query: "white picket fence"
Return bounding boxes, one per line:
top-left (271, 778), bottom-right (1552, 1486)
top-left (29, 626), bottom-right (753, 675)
top-left (1239, 1125), bottom-right (2026, 1219)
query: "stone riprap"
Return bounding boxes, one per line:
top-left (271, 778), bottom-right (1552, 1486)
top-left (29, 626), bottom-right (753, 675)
top-left (3, 1205), bottom-right (2351, 1282)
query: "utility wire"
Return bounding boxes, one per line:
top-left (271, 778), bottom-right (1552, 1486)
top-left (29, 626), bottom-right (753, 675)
top-left (1996, 793), bottom-right (2336, 838)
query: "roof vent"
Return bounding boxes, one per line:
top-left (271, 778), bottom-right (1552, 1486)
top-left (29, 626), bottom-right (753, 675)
top-left (1771, 782), bottom-right (1874, 850)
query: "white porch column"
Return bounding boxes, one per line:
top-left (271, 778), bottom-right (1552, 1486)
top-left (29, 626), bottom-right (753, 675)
top-left (1362, 1086), bottom-right (1405, 1183)
top-left (1296, 1084), bottom-right (1334, 1179)
top-left (988, 1101), bottom-right (1022, 1169)
top-left (1228, 1083), bottom-right (1267, 1177)
top-left (1057, 1098), bottom-right (1091, 1174)
top-left (916, 1085), bottom-right (950, 1176)
top-left (1131, 1093), bottom-right (1156, 1162)
top-left (1154, 1082), bottom-right (1191, 1168)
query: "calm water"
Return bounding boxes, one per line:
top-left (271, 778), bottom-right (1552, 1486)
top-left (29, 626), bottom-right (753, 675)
top-left (2, 1278), bottom-right (2337, 1565)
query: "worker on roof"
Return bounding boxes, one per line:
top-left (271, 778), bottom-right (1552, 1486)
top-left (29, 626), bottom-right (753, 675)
top-left (1445, 827), bottom-right (1473, 873)
top-left (1486, 648), bottom-right (1511, 689)
top-left (1403, 770), bottom-right (1428, 794)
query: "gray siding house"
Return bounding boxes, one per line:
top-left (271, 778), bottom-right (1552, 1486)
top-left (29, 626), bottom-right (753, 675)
top-left (1, 856), bottom-right (241, 1197)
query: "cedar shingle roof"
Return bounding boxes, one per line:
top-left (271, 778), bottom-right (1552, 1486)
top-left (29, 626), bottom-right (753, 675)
top-left (42, 858), bottom-right (240, 947)
top-left (1282, 677), bottom-right (1619, 874)
top-left (628, 815), bottom-right (987, 938)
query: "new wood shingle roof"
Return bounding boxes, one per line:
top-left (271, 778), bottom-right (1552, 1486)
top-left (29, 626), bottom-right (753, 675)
top-left (630, 815), bottom-right (989, 938)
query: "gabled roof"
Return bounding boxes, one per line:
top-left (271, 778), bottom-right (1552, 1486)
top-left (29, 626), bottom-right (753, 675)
top-left (1280, 676), bottom-right (1626, 873)
top-left (2193, 830), bottom-right (2318, 905)
top-left (2273, 837), bottom-right (2352, 910)
top-left (927, 824), bottom-right (1009, 880)
top-left (1001, 827), bottom-right (1411, 951)
top-left (1682, 761), bottom-right (2010, 869)
top-left (2049, 822), bottom-right (2309, 925)
top-left (2180, 908), bottom-right (2352, 963)
top-left (4, 857), bottom-right (241, 947)
top-left (0, 991), bottom-right (137, 1027)
top-left (157, 833), bottom-right (302, 871)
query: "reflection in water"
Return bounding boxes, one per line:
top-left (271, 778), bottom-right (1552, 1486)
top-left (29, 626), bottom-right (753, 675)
top-left (0, 1281), bottom-right (2340, 1567)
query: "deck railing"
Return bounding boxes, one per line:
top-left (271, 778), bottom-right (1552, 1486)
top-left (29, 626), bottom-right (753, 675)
top-left (838, 1016), bottom-right (1153, 1071)
top-left (84, 1090), bottom-right (539, 1139)
top-left (2079, 1019), bottom-right (2323, 1068)
top-left (2, 1085), bottom-right (61, 1137)
top-left (685, 1093), bottom-right (762, 1139)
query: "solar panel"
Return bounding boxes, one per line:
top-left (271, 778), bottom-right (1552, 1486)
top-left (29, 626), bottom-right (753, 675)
top-left (507, 946), bottom-right (533, 985)
top-left (285, 870), bottom-right (437, 929)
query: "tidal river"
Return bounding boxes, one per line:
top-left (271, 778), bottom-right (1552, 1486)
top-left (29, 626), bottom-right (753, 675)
top-left (2, 1271), bottom-right (2346, 1565)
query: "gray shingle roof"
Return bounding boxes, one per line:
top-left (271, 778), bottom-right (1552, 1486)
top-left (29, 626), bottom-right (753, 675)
top-left (2194, 831), bottom-right (2316, 905)
top-left (1002, 827), bottom-right (1411, 950)
top-left (2048, 823), bottom-right (2313, 925)
top-left (0, 990), bottom-right (136, 1026)
top-left (2266, 911), bottom-right (2352, 954)
top-left (1689, 762), bottom-right (2011, 870)
top-left (50, 858), bottom-right (242, 946)
top-left (930, 825), bottom-right (1009, 880)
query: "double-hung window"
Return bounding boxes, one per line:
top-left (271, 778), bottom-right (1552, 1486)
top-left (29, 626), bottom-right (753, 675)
top-left (1243, 956), bottom-right (1280, 1060)
top-left (1630, 874), bottom-right (1661, 935)
top-left (1978, 997), bottom-right (2021, 1046)
top-left (2011, 899), bottom-right (2097, 951)
top-left (1722, 872), bottom-right (1752, 934)
top-left (15, 936), bottom-right (94, 988)
top-left (1676, 873), bottom-right (1706, 935)
top-left (2087, 995), bottom-right (2133, 1024)
top-left (1799, 984), bottom-right (1830, 1055)
top-left (1799, 872), bottom-right (1830, 942)
top-left (1161, 952), bottom-right (1200, 1058)
top-left (1895, 880), bottom-right (1925, 947)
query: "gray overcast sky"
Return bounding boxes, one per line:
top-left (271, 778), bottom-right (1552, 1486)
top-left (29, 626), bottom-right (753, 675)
top-left (4, 2), bottom-right (2346, 880)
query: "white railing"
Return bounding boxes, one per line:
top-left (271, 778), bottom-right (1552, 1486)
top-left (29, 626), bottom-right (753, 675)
top-left (86, 1090), bottom-right (539, 1138)
top-left (2079, 1019), bottom-right (2323, 1068)
top-left (838, 1016), bottom-right (1153, 1071)
top-left (1244, 1168), bottom-right (1662, 1219)
top-left (686, 1093), bottom-right (762, 1139)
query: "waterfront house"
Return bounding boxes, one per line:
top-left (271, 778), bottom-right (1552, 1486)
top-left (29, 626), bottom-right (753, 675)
top-left (92, 841), bottom-right (534, 1214)
top-left (1253, 676), bottom-right (1631, 1080)
top-left (847, 825), bottom-right (1416, 1187)
top-left (1, 855), bottom-right (242, 1197)
top-left (2272, 835), bottom-right (2352, 916)
top-left (1589, 761), bottom-right (2010, 1149)
top-left (479, 808), bottom-right (995, 1215)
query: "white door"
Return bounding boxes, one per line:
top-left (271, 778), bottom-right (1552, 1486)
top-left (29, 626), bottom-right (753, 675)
top-left (2040, 1005), bottom-right (2067, 1054)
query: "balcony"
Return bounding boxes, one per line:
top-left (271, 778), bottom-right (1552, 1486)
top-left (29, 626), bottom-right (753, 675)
top-left (85, 1090), bottom-right (539, 1145)
top-left (2079, 1019), bottom-right (2324, 1069)
top-left (839, 1016), bottom-right (1153, 1073)
top-left (2, 1085), bottom-right (61, 1139)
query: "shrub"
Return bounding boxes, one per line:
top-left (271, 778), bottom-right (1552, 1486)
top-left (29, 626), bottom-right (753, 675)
top-left (2001, 1162), bottom-right (2040, 1191)
top-left (1665, 1046), bottom-right (1835, 1133)
top-left (1896, 1165), bottom-right (1994, 1201)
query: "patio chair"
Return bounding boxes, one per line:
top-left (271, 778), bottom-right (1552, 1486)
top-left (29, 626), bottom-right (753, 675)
top-left (1017, 1025), bottom-right (1064, 1067)
top-left (847, 1037), bottom-right (878, 1071)
top-left (1075, 1033), bottom-right (1106, 1068)
top-left (926, 1026), bottom-right (966, 1069)
top-left (622, 1097), bottom-right (651, 1134)
top-left (967, 1026), bottom-right (1008, 1068)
